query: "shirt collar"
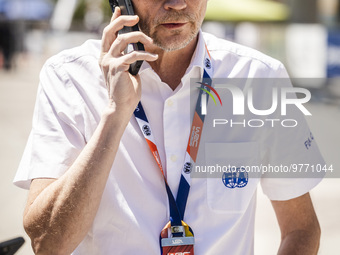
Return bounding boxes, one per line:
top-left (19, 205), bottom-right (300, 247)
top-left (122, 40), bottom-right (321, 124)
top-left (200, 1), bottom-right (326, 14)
top-left (187, 29), bottom-right (206, 75)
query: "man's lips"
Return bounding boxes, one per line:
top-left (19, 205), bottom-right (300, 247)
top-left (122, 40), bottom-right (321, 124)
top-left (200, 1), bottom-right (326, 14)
top-left (161, 23), bottom-right (186, 29)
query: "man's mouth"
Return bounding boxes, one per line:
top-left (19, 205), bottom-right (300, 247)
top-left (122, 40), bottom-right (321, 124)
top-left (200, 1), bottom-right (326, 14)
top-left (161, 23), bottom-right (186, 29)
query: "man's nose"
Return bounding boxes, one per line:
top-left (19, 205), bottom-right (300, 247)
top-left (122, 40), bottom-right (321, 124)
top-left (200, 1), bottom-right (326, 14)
top-left (164, 0), bottom-right (187, 11)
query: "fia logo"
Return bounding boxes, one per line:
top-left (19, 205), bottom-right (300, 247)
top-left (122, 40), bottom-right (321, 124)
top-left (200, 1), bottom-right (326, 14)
top-left (142, 125), bottom-right (151, 136)
top-left (183, 162), bottom-right (192, 174)
top-left (205, 58), bottom-right (211, 69)
top-left (222, 167), bottom-right (248, 189)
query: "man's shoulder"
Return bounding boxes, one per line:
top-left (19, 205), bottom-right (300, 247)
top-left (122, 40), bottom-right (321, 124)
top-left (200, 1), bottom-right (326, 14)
top-left (39, 39), bottom-right (103, 93)
top-left (203, 32), bottom-right (282, 70)
top-left (45, 39), bottom-right (101, 70)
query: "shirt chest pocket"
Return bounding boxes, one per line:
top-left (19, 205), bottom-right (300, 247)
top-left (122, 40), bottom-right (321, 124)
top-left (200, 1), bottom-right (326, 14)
top-left (204, 142), bottom-right (261, 213)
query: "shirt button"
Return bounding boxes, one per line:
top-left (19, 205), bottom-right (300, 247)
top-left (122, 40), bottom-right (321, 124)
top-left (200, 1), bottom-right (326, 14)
top-left (170, 154), bottom-right (177, 162)
top-left (167, 99), bottom-right (174, 107)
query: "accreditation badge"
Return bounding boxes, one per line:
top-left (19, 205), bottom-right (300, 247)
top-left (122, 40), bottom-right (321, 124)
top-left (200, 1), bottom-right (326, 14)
top-left (160, 223), bottom-right (195, 255)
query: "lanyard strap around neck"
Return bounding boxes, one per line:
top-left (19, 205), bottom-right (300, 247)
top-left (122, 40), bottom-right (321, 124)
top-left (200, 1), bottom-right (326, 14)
top-left (133, 45), bottom-right (213, 229)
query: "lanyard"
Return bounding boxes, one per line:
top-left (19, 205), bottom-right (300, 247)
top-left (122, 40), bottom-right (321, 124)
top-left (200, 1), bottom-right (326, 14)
top-left (133, 44), bottom-right (213, 237)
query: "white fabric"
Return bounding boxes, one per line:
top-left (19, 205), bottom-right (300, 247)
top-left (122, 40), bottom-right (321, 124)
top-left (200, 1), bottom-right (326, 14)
top-left (14, 31), bottom-right (325, 255)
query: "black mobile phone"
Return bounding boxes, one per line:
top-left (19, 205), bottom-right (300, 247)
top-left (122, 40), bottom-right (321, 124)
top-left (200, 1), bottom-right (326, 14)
top-left (0, 237), bottom-right (25, 255)
top-left (109, 0), bottom-right (145, 75)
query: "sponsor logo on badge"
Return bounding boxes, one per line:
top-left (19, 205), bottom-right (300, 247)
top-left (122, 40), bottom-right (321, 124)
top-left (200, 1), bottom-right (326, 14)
top-left (142, 125), bottom-right (151, 136)
top-left (183, 162), bottom-right (192, 174)
top-left (222, 167), bottom-right (248, 188)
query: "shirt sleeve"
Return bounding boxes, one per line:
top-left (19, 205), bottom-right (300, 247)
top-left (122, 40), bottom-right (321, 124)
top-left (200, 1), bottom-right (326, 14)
top-left (260, 64), bottom-right (326, 201)
top-left (14, 59), bottom-right (86, 189)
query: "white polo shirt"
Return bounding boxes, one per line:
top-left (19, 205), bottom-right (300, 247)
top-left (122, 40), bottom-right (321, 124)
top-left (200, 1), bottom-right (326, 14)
top-left (14, 31), bottom-right (325, 255)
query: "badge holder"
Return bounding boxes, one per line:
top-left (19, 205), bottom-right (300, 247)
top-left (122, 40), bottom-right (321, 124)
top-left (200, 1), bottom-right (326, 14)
top-left (161, 225), bottom-right (194, 255)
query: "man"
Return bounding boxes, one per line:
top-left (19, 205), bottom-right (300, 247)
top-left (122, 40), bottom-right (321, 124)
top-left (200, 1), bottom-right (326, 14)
top-left (14, 0), bottom-right (325, 254)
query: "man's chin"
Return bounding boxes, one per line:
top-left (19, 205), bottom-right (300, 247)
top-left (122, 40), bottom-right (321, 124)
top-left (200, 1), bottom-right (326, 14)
top-left (154, 42), bottom-right (188, 52)
top-left (153, 33), bottom-right (197, 52)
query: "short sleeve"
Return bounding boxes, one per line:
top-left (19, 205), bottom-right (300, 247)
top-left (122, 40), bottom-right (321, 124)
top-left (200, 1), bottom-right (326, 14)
top-left (260, 65), bottom-right (325, 201)
top-left (14, 60), bottom-right (86, 189)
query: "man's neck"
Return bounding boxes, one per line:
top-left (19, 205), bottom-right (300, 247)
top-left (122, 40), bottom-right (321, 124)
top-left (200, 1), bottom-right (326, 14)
top-left (146, 36), bottom-right (198, 90)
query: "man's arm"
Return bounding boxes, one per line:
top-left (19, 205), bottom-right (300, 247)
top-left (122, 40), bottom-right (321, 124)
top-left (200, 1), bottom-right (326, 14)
top-left (24, 108), bottom-right (133, 255)
top-left (271, 192), bottom-right (321, 255)
top-left (23, 8), bottom-right (157, 255)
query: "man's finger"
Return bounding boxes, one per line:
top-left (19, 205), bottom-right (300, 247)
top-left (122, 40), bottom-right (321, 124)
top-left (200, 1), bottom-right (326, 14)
top-left (108, 32), bottom-right (153, 57)
top-left (111, 7), bottom-right (120, 22)
top-left (107, 52), bottom-right (158, 73)
top-left (101, 7), bottom-right (121, 53)
top-left (120, 51), bottom-right (158, 65)
top-left (101, 13), bottom-right (139, 54)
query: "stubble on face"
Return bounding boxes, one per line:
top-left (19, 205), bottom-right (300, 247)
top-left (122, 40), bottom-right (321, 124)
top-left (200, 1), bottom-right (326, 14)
top-left (138, 10), bottom-right (201, 52)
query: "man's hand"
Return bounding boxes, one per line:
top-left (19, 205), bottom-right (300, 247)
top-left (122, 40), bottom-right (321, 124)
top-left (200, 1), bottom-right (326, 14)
top-left (271, 192), bottom-right (321, 255)
top-left (99, 7), bottom-right (158, 112)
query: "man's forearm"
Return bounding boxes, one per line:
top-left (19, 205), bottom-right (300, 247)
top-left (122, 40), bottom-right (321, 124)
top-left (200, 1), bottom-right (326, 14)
top-left (23, 106), bottom-right (132, 255)
top-left (277, 229), bottom-right (320, 255)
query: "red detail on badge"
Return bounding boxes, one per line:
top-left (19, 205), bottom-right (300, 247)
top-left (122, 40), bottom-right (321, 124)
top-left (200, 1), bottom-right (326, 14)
top-left (161, 222), bottom-right (171, 238)
top-left (163, 245), bottom-right (194, 255)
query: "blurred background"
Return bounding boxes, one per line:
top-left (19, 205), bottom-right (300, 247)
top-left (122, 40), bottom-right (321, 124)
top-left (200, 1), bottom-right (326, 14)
top-left (0, 0), bottom-right (339, 254)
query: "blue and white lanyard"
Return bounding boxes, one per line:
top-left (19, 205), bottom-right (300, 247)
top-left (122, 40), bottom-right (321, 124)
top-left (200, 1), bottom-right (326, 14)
top-left (133, 45), bottom-right (213, 233)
